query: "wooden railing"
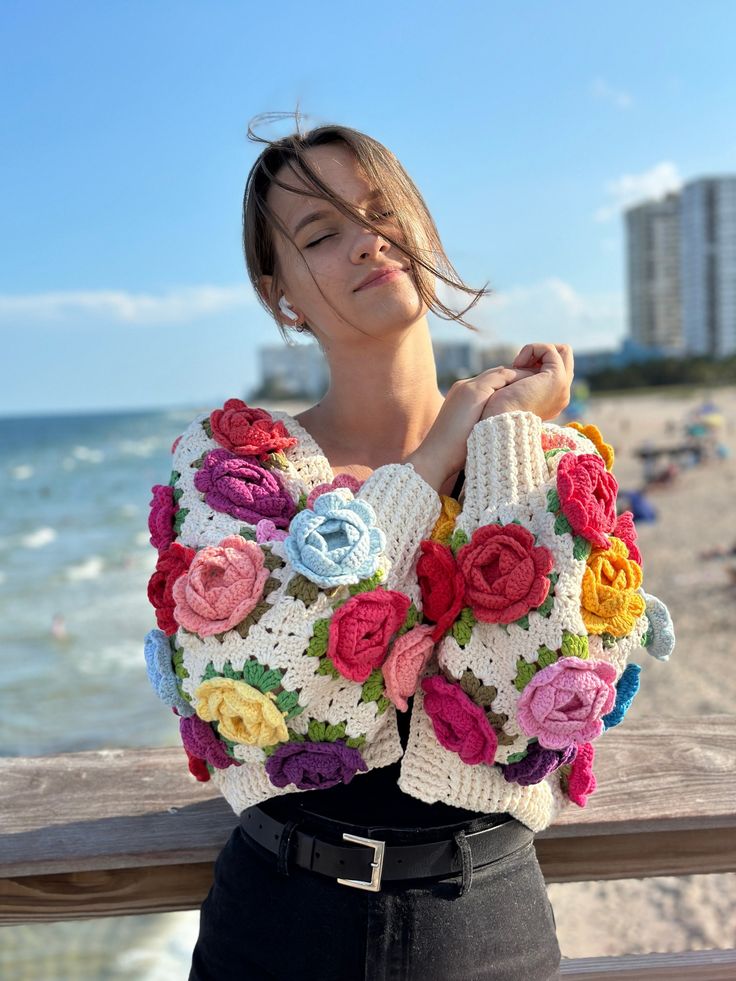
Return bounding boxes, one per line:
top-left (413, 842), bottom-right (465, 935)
top-left (2, 716), bottom-right (735, 977)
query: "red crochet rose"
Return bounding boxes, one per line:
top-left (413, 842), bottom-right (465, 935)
top-left (209, 398), bottom-right (297, 459)
top-left (326, 589), bottom-right (412, 683)
top-left (148, 484), bottom-right (177, 552)
top-left (416, 540), bottom-right (466, 641)
top-left (456, 524), bottom-right (554, 624)
top-left (566, 741), bottom-right (596, 806)
top-left (613, 511), bottom-right (642, 565)
top-left (556, 452), bottom-right (618, 549)
top-left (147, 541), bottom-right (196, 635)
top-left (421, 675), bottom-right (497, 765)
top-left (184, 747), bottom-right (211, 782)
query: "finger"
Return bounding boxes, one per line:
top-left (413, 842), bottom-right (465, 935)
top-left (555, 344), bottom-right (574, 382)
top-left (513, 343), bottom-right (565, 373)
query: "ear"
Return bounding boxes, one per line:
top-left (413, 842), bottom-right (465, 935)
top-left (258, 275), bottom-right (274, 308)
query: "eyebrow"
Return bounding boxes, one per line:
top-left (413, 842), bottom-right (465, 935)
top-left (291, 191), bottom-right (384, 236)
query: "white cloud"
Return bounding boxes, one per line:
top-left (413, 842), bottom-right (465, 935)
top-left (0, 284), bottom-right (255, 326)
top-left (590, 77), bottom-right (634, 110)
top-left (433, 278), bottom-right (624, 352)
top-left (595, 162), bottom-right (683, 222)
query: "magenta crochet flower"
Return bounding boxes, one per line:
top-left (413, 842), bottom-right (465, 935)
top-left (421, 675), bottom-right (498, 765)
top-left (179, 715), bottom-right (236, 770)
top-left (148, 484), bottom-right (177, 552)
top-left (502, 741), bottom-right (577, 786)
top-left (265, 740), bottom-right (368, 790)
top-left (306, 473), bottom-right (364, 509)
top-left (255, 519), bottom-right (288, 543)
top-left (566, 741), bottom-right (597, 806)
top-left (613, 511), bottom-right (642, 565)
top-left (556, 452), bottom-right (618, 548)
top-left (193, 448), bottom-right (296, 528)
top-left (516, 657), bottom-right (617, 750)
top-left (172, 534), bottom-right (270, 637)
top-left (382, 624), bottom-right (435, 712)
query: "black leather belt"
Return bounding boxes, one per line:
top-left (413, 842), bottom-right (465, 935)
top-left (241, 805), bottom-right (529, 892)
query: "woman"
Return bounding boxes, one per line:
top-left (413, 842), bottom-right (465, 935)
top-left (147, 113), bottom-right (664, 981)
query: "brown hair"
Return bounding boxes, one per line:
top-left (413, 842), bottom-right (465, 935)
top-left (242, 111), bottom-right (490, 342)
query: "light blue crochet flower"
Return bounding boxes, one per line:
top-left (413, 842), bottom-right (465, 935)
top-left (283, 490), bottom-right (387, 588)
top-left (642, 592), bottom-right (675, 662)
top-left (602, 662), bottom-right (641, 730)
top-left (144, 628), bottom-right (195, 716)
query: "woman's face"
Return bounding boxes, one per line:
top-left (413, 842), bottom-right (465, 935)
top-left (264, 144), bottom-right (428, 342)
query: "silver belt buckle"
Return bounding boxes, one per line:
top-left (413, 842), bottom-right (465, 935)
top-left (337, 832), bottom-right (385, 892)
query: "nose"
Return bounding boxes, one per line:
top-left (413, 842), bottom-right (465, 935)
top-left (350, 222), bottom-right (390, 263)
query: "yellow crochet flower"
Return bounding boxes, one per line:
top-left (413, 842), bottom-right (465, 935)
top-left (567, 421), bottom-right (615, 471)
top-left (430, 494), bottom-right (461, 544)
top-left (194, 677), bottom-right (289, 746)
top-left (581, 537), bottom-right (645, 637)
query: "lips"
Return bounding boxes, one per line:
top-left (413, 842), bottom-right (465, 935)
top-left (354, 266), bottom-right (408, 291)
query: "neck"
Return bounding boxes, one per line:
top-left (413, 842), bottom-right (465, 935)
top-left (296, 317), bottom-right (445, 469)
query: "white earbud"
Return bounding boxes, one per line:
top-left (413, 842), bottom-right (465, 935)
top-left (278, 296), bottom-right (299, 322)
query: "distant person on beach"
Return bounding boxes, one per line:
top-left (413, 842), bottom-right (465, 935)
top-left (142, 112), bottom-right (672, 980)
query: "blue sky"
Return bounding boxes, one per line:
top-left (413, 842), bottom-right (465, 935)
top-left (3, 0), bottom-right (735, 415)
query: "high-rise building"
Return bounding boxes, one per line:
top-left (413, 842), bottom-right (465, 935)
top-left (681, 176), bottom-right (736, 357)
top-left (625, 193), bottom-right (683, 352)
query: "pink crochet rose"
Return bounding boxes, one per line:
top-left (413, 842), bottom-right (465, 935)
top-left (306, 473), bottom-right (364, 509)
top-left (613, 511), bottom-right (642, 566)
top-left (421, 675), bottom-right (498, 765)
top-left (556, 452), bottom-right (618, 549)
top-left (193, 448), bottom-right (296, 527)
top-left (209, 398), bottom-right (297, 459)
top-left (456, 523), bottom-right (554, 624)
top-left (382, 624), bottom-right (435, 712)
top-left (148, 484), bottom-right (178, 552)
top-left (172, 535), bottom-right (270, 637)
top-left (326, 589), bottom-right (411, 683)
top-left (566, 741), bottom-right (597, 806)
top-left (516, 657), bottom-right (617, 750)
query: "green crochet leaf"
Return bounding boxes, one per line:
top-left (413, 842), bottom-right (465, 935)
top-left (275, 689), bottom-right (300, 714)
top-left (553, 513), bottom-right (573, 536)
top-left (572, 536), bottom-right (592, 560)
top-left (546, 488), bottom-right (561, 513)
top-left (642, 620), bottom-right (654, 648)
top-left (601, 632), bottom-right (616, 649)
top-left (514, 658), bottom-right (537, 692)
top-left (172, 647), bottom-right (189, 681)
top-left (345, 735), bottom-right (367, 750)
top-left (536, 645), bottom-right (559, 668)
top-left (172, 508), bottom-right (189, 535)
top-left (238, 525), bottom-right (257, 541)
top-left (316, 658), bottom-right (341, 679)
top-left (307, 619), bottom-right (330, 658)
top-left (202, 662), bottom-right (219, 682)
top-left (375, 695), bottom-right (390, 714)
top-left (450, 528), bottom-right (469, 552)
top-left (512, 613), bottom-right (530, 630)
top-left (397, 602), bottom-right (419, 636)
top-left (361, 669), bottom-right (385, 703)
top-left (172, 487), bottom-right (184, 504)
top-left (168, 469), bottom-right (181, 487)
top-left (190, 453), bottom-right (206, 470)
top-left (561, 632), bottom-right (589, 659)
top-left (308, 720), bottom-right (327, 742)
top-left (202, 417), bottom-right (213, 438)
top-left (266, 451), bottom-right (290, 471)
top-left (325, 722), bottom-right (347, 742)
top-left (286, 573), bottom-right (321, 607)
top-left (506, 749), bottom-right (528, 764)
top-left (296, 492), bottom-right (309, 511)
top-left (548, 571), bottom-right (560, 586)
top-left (349, 570), bottom-right (384, 595)
top-left (262, 550), bottom-right (285, 573)
top-left (536, 593), bottom-right (554, 618)
top-left (451, 607), bottom-right (476, 647)
top-left (221, 661), bottom-right (240, 680)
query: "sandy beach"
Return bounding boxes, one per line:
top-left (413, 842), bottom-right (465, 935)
top-left (548, 385), bottom-right (736, 958)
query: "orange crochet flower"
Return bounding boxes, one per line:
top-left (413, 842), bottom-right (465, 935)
top-left (566, 422), bottom-right (615, 471)
top-left (580, 537), bottom-right (645, 637)
top-left (430, 495), bottom-right (461, 544)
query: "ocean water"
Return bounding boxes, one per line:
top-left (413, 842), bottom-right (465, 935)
top-left (0, 405), bottom-right (215, 980)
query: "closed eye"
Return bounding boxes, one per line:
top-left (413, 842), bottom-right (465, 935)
top-left (305, 234), bottom-right (335, 249)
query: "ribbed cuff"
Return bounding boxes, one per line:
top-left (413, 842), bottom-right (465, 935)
top-left (462, 411), bottom-right (546, 524)
top-left (358, 463), bottom-right (442, 591)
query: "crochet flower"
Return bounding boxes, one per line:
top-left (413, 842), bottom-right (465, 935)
top-left (194, 677), bottom-right (289, 746)
top-left (265, 740), bottom-right (369, 790)
top-left (193, 448), bottom-right (296, 527)
top-left (183, 746), bottom-right (211, 782)
top-left (306, 473), bottom-right (363, 509)
top-left (541, 431), bottom-right (578, 453)
top-left (148, 484), bottom-right (177, 552)
top-left (172, 535), bottom-right (270, 637)
top-left (147, 542), bottom-right (197, 636)
top-left (171, 435), bottom-right (183, 454)
top-left (516, 657), bottom-right (617, 750)
top-left (502, 741), bottom-right (578, 786)
top-left (255, 519), bottom-right (288, 543)
top-left (382, 624), bottom-right (436, 712)
top-left (556, 452), bottom-right (618, 548)
top-left (417, 540), bottom-right (466, 641)
top-left (421, 675), bottom-right (498, 765)
top-left (429, 495), bottom-right (462, 545)
top-left (209, 398), bottom-right (297, 459)
top-left (456, 524), bottom-right (554, 624)
top-left (642, 592), bottom-right (676, 661)
top-left (613, 511), bottom-right (642, 566)
top-left (179, 714), bottom-right (235, 769)
top-left (143, 628), bottom-right (194, 717)
top-left (581, 537), bottom-right (646, 637)
top-left (566, 422), bottom-right (615, 471)
top-left (326, 589), bottom-right (411, 683)
top-left (284, 490), bottom-right (386, 588)
top-left (566, 742), bottom-right (597, 806)
top-left (603, 662), bottom-right (641, 730)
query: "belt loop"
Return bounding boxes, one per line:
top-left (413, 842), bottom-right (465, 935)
top-left (452, 829), bottom-right (474, 898)
top-left (277, 818), bottom-right (300, 876)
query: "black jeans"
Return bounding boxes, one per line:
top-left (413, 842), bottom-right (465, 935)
top-left (189, 815), bottom-right (561, 980)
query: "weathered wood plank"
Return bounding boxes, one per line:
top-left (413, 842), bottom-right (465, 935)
top-left (559, 947), bottom-right (736, 979)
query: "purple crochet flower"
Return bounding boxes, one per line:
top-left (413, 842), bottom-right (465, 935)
top-left (179, 715), bottom-right (237, 770)
top-left (149, 484), bottom-right (177, 551)
top-left (193, 448), bottom-right (297, 527)
top-left (501, 741), bottom-right (578, 786)
top-left (265, 740), bottom-right (368, 790)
